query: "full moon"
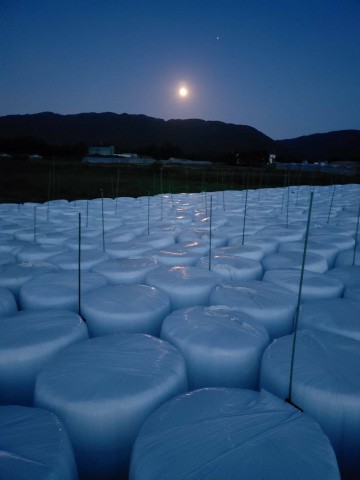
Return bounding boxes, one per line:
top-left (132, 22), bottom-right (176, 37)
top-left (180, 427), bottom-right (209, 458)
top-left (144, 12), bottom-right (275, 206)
top-left (179, 86), bottom-right (188, 98)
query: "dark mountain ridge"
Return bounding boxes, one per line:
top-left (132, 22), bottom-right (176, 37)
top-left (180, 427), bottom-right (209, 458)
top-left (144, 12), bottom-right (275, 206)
top-left (0, 112), bottom-right (272, 158)
top-left (0, 112), bottom-right (359, 162)
top-left (276, 130), bottom-right (360, 162)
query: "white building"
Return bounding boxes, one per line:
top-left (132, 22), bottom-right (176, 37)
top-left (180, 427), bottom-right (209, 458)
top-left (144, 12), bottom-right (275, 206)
top-left (82, 156), bottom-right (156, 165)
top-left (162, 158), bottom-right (212, 166)
top-left (88, 146), bottom-right (115, 156)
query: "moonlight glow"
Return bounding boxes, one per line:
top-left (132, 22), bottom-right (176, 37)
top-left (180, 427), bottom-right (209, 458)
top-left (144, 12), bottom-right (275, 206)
top-left (178, 86), bottom-right (188, 98)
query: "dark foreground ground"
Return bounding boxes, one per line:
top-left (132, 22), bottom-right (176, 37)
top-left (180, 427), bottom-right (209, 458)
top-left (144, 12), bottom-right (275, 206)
top-left (1, 156), bottom-right (359, 203)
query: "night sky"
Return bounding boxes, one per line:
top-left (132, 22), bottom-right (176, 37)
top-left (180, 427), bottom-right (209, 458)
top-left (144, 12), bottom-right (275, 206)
top-left (1, 0), bottom-right (359, 139)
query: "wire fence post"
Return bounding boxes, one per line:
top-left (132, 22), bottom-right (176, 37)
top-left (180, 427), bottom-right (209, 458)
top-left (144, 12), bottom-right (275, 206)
top-left (209, 196), bottom-right (213, 271)
top-left (286, 175), bottom-right (290, 229)
top-left (160, 167), bottom-right (163, 221)
top-left (287, 191), bottom-right (314, 407)
top-left (100, 189), bottom-right (105, 252)
top-left (33, 206), bottom-right (37, 243)
top-left (327, 185), bottom-right (336, 224)
top-left (78, 213), bottom-right (82, 317)
top-left (352, 198), bottom-right (360, 266)
top-left (241, 189), bottom-right (248, 246)
top-left (86, 200), bottom-right (89, 228)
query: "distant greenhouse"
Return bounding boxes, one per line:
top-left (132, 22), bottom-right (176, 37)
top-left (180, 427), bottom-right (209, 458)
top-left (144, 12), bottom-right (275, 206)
top-left (88, 146), bottom-right (115, 156)
top-left (162, 158), bottom-right (212, 166)
top-left (275, 161), bottom-right (358, 174)
top-left (82, 155), bottom-right (156, 165)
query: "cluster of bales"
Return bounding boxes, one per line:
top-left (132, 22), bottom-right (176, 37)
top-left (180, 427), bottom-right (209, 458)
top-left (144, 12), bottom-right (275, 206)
top-left (0, 183), bottom-right (360, 479)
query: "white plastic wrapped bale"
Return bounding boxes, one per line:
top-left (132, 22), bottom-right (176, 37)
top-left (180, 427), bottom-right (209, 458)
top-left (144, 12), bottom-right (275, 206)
top-left (298, 298), bottom-right (360, 340)
top-left (149, 223), bottom-right (182, 238)
top-left (195, 231), bottom-right (229, 248)
top-left (105, 240), bottom-right (154, 259)
top-left (65, 236), bottom-right (103, 251)
top-left (218, 222), bottom-right (261, 237)
top-left (68, 227), bottom-right (103, 239)
top-left (0, 222), bottom-right (30, 235)
top-left (19, 271), bottom-right (107, 312)
top-left (92, 257), bottom-right (158, 284)
top-left (196, 255), bottom-right (263, 281)
top-left (135, 233), bottom-right (176, 249)
top-left (81, 284), bottom-right (171, 336)
top-left (16, 244), bottom-right (69, 262)
top-left (210, 280), bottom-right (297, 339)
top-left (228, 235), bottom-right (279, 255)
top-left (15, 227), bottom-right (51, 242)
top-left (325, 265), bottom-right (360, 290)
top-left (0, 261), bottom-right (59, 298)
top-left (120, 221), bottom-right (147, 236)
top-left (161, 306), bottom-right (269, 389)
top-left (257, 226), bottom-right (304, 243)
top-left (308, 233), bottom-right (355, 253)
top-left (177, 229), bottom-right (228, 248)
top-left (0, 286), bottom-right (17, 318)
top-left (212, 244), bottom-right (266, 261)
top-left (49, 249), bottom-right (109, 271)
top-left (334, 248), bottom-right (360, 268)
top-left (0, 310), bottom-right (88, 405)
top-left (262, 251), bottom-right (328, 273)
top-left (35, 334), bottom-right (188, 480)
top-left (177, 240), bottom-right (210, 255)
top-left (0, 406), bottom-right (78, 480)
top-left (0, 252), bottom-right (16, 266)
top-left (35, 231), bottom-right (71, 245)
top-left (130, 388), bottom-right (340, 480)
top-left (145, 266), bottom-right (222, 310)
top-left (0, 232), bottom-right (15, 242)
top-left (279, 240), bottom-right (339, 269)
top-left (260, 329), bottom-right (360, 479)
top-left (263, 268), bottom-right (344, 302)
top-left (0, 203), bottom-right (19, 214)
top-left (104, 228), bottom-right (136, 243)
top-left (212, 225), bottom-right (249, 243)
top-left (148, 246), bottom-right (201, 266)
top-left (175, 228), bottom-right (207, 243)
top-left (344, 286), bottom-right (360, 302)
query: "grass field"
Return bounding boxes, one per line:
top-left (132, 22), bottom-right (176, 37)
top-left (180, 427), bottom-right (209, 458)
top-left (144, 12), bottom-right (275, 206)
top-left (1, 156), bottom-right (359, 203)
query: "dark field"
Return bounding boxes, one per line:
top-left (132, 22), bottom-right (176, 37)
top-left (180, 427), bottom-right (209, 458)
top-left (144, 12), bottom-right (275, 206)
top-left (1, 156), bottom-right (359, 203)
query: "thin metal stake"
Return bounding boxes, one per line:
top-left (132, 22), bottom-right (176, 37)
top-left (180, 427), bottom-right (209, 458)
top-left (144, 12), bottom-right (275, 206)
top-left (100, 189), bottom-right (105, 252)
top-left (160, 168), bottom-right (163, 220)
top-left (47, 167), bottom-right (52, 221)
top-left (86, 200), bottom-right (89, 228)
top-left (352, 198), bottom-right (360, 266)
top-left (33, 206), bottom-right (37, 243)
top-left (52, 157), bottom-right (56, 199)
top-left (241, 189), bottom-right (248, 246)
top-left (78, 213), bottom-right (82, 316)
top-left (209, 196), bottom-right (213, 271)
top-left (287, 192), bottom-right (314, 405)
top-left (116, 168), bottom-right (120, 198)
top-left (281, 173), bottom-right (287, 214)
top-left (327, 185), bottom-right (336, 224)
top-left (286, 178), bottom-right (290, 229)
